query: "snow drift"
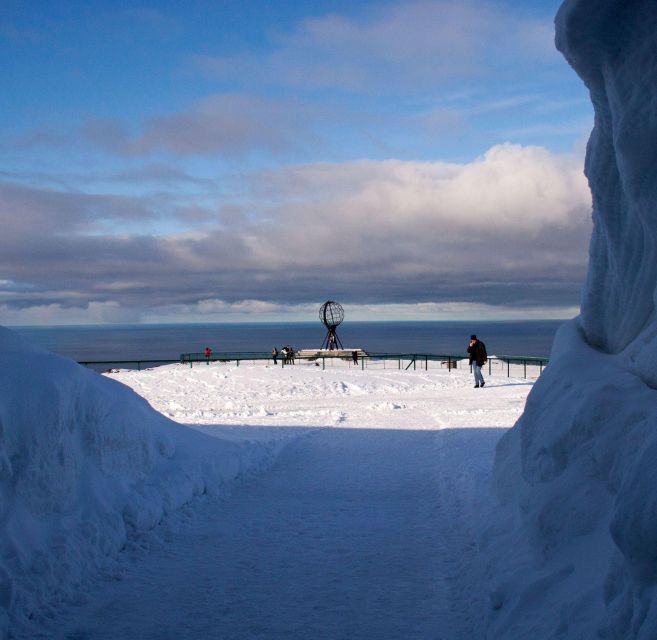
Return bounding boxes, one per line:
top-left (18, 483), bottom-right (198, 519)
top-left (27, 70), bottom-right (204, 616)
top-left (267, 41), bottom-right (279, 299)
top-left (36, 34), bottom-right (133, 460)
top-left (0, 326), bottom-right (278, 639)
top-left (491, 1), bottom-right (657, 638)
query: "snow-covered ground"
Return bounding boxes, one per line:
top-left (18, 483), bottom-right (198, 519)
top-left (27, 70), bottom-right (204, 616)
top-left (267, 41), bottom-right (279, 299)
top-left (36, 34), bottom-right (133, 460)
top-left (108, 358), bottom-right (532, 431)
top-left (0, 328), bottom-right (534, 639)
top-left (11, 0), bottom-right (657, 634)
top-left (485, 2), bottom-right (657, 639)
top-left (8, 0), bottom-right (657, 637)
top-left (0, 329), bottom-right (302, 639)
top-left (51, 360), bottom-right (530, 640)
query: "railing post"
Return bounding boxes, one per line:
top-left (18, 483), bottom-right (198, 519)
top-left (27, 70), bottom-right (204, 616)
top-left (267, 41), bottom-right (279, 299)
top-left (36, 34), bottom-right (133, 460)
top-left (413, 356), bottom-right (416, 371)
top-left (489, 358), bottom-right (492, 375)
top-left (524, 360), bottom-right (526, 378)
top-left (425, 355), bottom-right (428, 370)
top-left (322, 357), bottom-right (325, 370)
top-left (540, 360), bottom-right (543, 374)
top-left (448, 356), bottom-right (452, 371)
top-left (507, 360), bottom-right (510, 377)
top-left (362, 356), bottom-right (365, 371)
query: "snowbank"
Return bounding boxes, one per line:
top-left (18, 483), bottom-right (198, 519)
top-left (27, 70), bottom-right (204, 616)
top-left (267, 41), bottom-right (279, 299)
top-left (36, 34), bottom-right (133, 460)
top-left (490, 2), bottom-right (657, 637)
top-left (0, 327), bottom-right (283, 639)
top-left (557, 0), bottom-right (657, 355)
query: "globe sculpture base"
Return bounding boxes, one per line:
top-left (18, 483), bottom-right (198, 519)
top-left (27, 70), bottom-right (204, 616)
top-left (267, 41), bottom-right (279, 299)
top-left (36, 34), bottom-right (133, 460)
top-left (321, 327), bottom-right (343, 351)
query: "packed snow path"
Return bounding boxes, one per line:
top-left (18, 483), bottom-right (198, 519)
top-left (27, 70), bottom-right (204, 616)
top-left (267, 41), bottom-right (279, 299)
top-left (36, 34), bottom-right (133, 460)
top-left (56, 424), bottom-right (501, 639)
top-left (24, 361), bottom-right (531, 640)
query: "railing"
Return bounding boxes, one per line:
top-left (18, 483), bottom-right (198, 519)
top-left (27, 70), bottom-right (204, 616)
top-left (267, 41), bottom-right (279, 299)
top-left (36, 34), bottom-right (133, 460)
top-left (356, 353), bottom-right (547, 378)
top-left (175, 351), bottom-right (549, 379)
top-left (78, 352), bottom-right (549, 379)
top-left (78, 359), bottom-right (180, 372)
top-left (180, 352), bottom-right (271, 365)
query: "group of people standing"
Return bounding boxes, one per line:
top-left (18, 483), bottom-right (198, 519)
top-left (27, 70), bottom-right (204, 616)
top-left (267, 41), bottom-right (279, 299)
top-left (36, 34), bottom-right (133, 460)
top-left (271, 346), bottom-right (295, 365)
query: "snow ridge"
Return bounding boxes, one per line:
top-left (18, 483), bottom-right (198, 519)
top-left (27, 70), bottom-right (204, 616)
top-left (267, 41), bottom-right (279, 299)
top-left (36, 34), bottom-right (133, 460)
top-left (557, 0), bottom-right (657, 355)
top-left (490, 2), bottom-right (657, 637)
top-left (0, 327), bottom-right (282, 639)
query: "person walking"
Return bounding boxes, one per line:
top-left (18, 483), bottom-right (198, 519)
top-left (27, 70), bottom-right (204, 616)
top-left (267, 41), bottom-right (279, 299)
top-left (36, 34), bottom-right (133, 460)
top-left (272, 347), bottom-right (279, 365)
top-left (467, 335), bottom-right (487, 388)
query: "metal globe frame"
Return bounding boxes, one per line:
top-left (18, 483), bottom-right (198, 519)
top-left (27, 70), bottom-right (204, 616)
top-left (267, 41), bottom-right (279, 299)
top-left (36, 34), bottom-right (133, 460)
top-left (319, 300), bottom-right (344, 350)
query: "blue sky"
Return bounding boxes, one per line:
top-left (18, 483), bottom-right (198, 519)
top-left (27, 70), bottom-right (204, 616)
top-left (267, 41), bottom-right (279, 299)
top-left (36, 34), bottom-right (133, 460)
top-left (1, 0), bottom-right (593, 325)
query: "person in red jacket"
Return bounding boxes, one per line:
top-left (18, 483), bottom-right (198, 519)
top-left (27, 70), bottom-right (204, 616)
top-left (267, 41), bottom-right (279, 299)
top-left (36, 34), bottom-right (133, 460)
top-left (204, 346), bottom-right (212, 363)
top-left (467, 335), bottom-right (487, 388)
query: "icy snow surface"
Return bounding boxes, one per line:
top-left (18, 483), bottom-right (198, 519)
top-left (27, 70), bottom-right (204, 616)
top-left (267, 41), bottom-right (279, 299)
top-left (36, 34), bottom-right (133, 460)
top-left (9, 0), bottom-right (657, 636)
top-left (558, 0), bottom-right (657, 354)
top-left (0, 329), bottom-right (536, 639)
top-left (489, 1), bottom-right (657, 638)
top-left (0, 328), bottom-right (296, 639)
top-left (55, 360), bottom-right (531, 640)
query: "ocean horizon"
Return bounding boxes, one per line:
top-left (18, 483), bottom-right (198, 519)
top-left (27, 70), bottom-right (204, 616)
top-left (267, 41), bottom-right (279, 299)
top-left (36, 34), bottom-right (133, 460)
top-left (9, 319), bottom-right (565, 364)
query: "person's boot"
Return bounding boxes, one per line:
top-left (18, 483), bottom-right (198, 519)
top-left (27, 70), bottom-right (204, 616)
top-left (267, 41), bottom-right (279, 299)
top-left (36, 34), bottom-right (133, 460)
top-left (481, 381), bottom-right (485, 387)
top-left (474, 384), bottom-right (480, 388)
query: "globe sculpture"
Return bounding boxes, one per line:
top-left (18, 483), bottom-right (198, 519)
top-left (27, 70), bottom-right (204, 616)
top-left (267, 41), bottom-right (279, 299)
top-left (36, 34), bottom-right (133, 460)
top-left (319, 300), bottom-right (344, 350)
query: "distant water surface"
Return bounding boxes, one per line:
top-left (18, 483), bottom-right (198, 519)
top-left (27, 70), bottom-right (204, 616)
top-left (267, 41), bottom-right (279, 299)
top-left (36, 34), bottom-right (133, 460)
top-left (11, 320), bottom-right (564, 363)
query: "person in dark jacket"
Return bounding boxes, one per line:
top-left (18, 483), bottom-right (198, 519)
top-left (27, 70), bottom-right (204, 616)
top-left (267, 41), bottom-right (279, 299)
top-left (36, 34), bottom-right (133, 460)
top-left (467, 334), bottom-right (487, 388)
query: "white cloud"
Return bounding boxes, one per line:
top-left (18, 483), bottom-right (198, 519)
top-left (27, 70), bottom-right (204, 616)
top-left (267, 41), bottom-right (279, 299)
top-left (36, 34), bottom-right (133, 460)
top-left (2, 298), bottom-right (579, 326)
top-left (342, 301), bottom-right (579, 321)
top-left (0, 301), bottom-right (139, 326)
top-left (191, 1), bottom-right (560, 93)
top-left (80, 95), bottom-right (329, 157)
top-left (241, 143), bottom-right (591, 270)
top-left (195, 299), bottom-right (285, 315)
top-left (0, 143), bottom-right (591, 322)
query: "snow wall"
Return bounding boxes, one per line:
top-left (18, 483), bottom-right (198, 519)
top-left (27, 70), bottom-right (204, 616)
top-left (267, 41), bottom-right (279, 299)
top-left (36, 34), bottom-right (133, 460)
top-left (491, 1), bottom-right (657, 638)
top-left (0, 326), bottom-right (279, 639)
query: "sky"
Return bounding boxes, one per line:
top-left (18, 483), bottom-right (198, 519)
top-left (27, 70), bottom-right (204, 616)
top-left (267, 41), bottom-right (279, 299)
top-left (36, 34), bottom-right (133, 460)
top-left (0, 0), bottom-right (593, 325)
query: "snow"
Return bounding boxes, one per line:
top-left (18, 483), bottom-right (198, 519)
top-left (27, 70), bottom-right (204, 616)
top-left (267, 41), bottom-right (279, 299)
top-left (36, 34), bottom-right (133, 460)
top-left (487, 2), bottom-right (657, 638)
top-left (8, 3), bottom-right (657, 634)
top-left (109, 358), bottom-right (529, 431)
top-left (0, 325), bottom-right (535, 638)
top-left (0, 328), bottom-right (295, 639)
top-left (556, 0), bottom-right (657, 355)
top-left (52, 427), bottom-right (500, 640)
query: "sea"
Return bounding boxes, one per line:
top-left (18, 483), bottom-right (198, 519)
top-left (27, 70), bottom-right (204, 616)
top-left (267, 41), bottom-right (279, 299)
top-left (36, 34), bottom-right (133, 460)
top-left (10, 320), bottom-right (564, 367)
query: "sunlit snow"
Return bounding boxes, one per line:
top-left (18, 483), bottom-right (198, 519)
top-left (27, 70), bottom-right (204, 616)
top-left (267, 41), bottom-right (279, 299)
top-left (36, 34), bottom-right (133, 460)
top-left (0, 326), bottom-right (533, 639)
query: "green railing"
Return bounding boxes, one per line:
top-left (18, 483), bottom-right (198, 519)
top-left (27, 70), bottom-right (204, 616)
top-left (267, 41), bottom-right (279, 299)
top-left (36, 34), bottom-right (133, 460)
top-left (77, 353), bottom-right (548, 379)
top-left (349, 353), bottom-right (547, 377)
top-left (175, 351), bottom-right (549, 378)
top-left (180, 351), bottom-right (271, 365)
top-left (78, 359), bottom-right (180, 372)
top-left (78, 352), bottom-right (549, 379)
